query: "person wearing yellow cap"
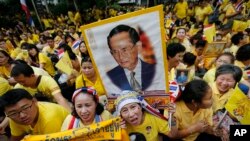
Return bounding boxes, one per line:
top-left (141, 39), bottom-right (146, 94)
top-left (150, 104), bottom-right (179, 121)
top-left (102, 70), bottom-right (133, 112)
top-left (115, 90), bottom-right (178, 141)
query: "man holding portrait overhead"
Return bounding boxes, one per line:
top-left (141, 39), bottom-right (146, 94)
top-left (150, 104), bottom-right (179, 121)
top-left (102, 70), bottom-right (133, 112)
top-left (106, 25), bottom-right (156, 92)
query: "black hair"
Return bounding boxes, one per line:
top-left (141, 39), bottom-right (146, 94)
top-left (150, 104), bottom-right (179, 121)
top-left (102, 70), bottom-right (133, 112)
top-left (79, 41), bottom-right (89, 58)
top-left (45, 36), bottom-right (54, 41)
top-left (215, 64), bottom-right (242, 84)
top-left (183, 52), bottom-right (196, 66)
top-left (231, 32), bottom-right (244, 45)
top-left (195, 39), bottom-right (207, 49)
top-left (236, 43), bottom-right (250, 61)
top-left (81, 56), bottom-right (92, 65)
top-left (176, 79), bottom-right (210, 103)
top-left (11, 63), bottom-right (34, 77)
top-left (10, 59), bottom-right (28, 65)
top-left (167, 43), bottom-right (186, 59)
top-left (0, 50), bottom-right (13, 64)
top-left (216, 52), bottom-right (235, 64)
top-left (190, 33), bottom-right (203, 45)
top-left (27, 44), bottom-right (40, 64)
top-left (58, 43), bottom-right (74, 54)
top-left (107, 24), bottom-right (140, 49)
top-left (0, 89), bottom-right (33, 109)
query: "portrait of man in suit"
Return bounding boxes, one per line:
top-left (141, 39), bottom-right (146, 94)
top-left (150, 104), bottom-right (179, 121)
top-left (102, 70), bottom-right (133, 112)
top-left (106, 24), bottom-right (155, 92)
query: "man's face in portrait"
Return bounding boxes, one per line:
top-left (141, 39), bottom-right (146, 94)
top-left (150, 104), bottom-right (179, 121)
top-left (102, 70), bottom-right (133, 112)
top-left (109, 32), bottom-right (139, 71)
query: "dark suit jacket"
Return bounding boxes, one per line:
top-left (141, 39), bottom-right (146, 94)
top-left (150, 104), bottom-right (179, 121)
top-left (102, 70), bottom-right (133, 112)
top-left (107, 60), bottom-right (155, 91)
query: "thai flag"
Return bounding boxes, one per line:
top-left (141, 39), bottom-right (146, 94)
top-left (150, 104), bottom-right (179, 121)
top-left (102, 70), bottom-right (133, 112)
top-left (72, 40), bottom-right (81, 50)
top-left (56, 48), bottom-right (64, 59)
top-left (246, 70), bottom-right (250, 79)
top-left (20, 0), bottom-right (35, 27)
top-left (169, 81), bottom-right (181, 102)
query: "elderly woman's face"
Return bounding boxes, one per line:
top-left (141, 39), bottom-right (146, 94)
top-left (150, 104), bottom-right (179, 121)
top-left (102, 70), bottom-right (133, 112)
top-left (120, 103), bottom-right (143, 126)
top-left (216, 73), bottom-right (236, 94)
top-left (74, 94), bottom-right (97, 125)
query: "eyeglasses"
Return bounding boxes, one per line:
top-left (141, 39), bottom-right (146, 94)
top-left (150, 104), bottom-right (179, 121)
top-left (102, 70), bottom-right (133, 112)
top-left (5, 102), bottom-right (33, 118)
top-left (110, 45), bottom-right (134, 57)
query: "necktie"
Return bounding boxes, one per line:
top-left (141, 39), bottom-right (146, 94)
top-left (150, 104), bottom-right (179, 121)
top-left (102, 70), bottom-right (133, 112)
top-left (130, 71), bottom-right (142, 92)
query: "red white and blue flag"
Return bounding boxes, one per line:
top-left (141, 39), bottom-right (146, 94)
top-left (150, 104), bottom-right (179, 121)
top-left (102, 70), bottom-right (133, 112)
top-left (72, 40), bottom-right (81, 50)
top-left (169, 81), bottom-right (181, 102)
top-left (20, 0), bottom-right (35, 27)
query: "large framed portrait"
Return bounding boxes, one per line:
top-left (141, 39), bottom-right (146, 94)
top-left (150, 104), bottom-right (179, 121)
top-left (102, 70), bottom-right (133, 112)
top-left (81, 5), bottom-right (168, 108)
top-left (203, 41), bottom-right (226, 57)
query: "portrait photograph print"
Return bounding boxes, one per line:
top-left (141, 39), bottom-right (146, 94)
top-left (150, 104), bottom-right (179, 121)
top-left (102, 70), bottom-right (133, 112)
top-left (203, 41), bottom-right (226, 57)
top-left (81, 5), bottom-right (168, 96)
top-left (175, 69), bottom-right (189, 85)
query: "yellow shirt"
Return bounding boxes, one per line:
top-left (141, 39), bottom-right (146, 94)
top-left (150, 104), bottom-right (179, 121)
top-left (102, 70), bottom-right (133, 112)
top-left (14, 75), bottom-right (61, 101)
top-left (61, 110), bottom-right (112, 131)
top-left (9, 102), bottom-right (69, 136)
top-left (195, 6), bottom-right (212, 23)
top-left (42, 46), bottom-right (56, 57)
top-left (229, 44), bottom-right (239, 56)
top-left (31, 66), bottom-right (50, 77)
top-left (0, 66), bottom-right (11, 79)
top-left (126, 112), bottom-right (170, 141)
top-left (203, 67), bottom-right (216, 83)
top-left (0, 77), bottom-right (12, 96)
top-left (209, 82), bottom-right (234, 113)
top-left (75, 74), bottom-right (106, 96)
top-left (171, 100), bottom-right (213, 141)
top-left (20, 39), bottom-right (34, 45)
top-left (39, 53), bottom-right (55, 76)
top-left (174, 1), bottom-right (188, 19)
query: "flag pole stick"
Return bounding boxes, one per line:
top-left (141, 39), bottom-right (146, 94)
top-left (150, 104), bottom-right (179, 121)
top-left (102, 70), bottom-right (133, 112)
top-left (31, 0), bottom-right (43, 30)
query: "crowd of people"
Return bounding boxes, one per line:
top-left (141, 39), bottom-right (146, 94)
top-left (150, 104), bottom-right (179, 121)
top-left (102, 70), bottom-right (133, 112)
top-left (0, 0), bottom-right (250, 141)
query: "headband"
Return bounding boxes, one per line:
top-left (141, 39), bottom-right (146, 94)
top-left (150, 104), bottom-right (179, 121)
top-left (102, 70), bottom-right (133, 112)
top-left (72, 87), bottom-right (99, 103)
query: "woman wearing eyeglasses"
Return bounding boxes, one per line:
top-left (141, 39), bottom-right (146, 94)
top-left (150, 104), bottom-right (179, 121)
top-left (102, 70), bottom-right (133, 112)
top-left (61, 87), bottom-right (112, 130)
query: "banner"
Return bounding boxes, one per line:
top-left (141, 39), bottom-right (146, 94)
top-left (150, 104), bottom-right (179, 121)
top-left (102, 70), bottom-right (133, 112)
top-left (55, 51), bottom-right (73, 75)
top-left (22, 118), bottom-right (125, 141)
top-left (225, 86), bottom-right (250, 124)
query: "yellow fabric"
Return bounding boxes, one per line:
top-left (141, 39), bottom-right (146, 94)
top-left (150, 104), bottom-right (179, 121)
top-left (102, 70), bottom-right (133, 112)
top-left (223, 3), bottom-right (235, 24)
top-left (31, 34), bottom-right (40, 44)
top-left (182, 38), bottom-right (192, 52)
top-left (74, 12), bottom-right (82, 24)
top-left (42, 46), bottom-right (56, 56)
top-left (225, 86), bottom-right (250, 124)
top-left (168, 68), bottom-right (176, 81)
top-left (174, 1), bottom-right (188, 19)
top-left (61, 110), bottom-right (112, 131)
top-left (203, 5), bottom-right (213, 25)
top-left (10, 47), bottom-right (22, 59)
top-left (20, 39), bottom-right (34, 45)
top-left (75, 74), bottom-right (106, 96)
top-left (229, 44), bottom-right (239, 56)
top-left (31, 66), bottom-right (50, 77)
top-left (5, 40), bottom-right (15, 54)
top-left (0, 66), bottom-right (11, 79)
top-left (10, 102), bottom-right (69, 136)
top-left (204, 24), bottom-right (216, 43)
top-left (232, 20), bottom-right (248, 32)
top-left (14, 76), bottom-right (61, 101)
top-left (126, 112), bottom-right (170, 141)
top-left (170, 100), bottom-right (213, 141)
top-left (0, 77), bottom-right (12, 96)
top-left (209, 82), bottom-right (234, 113)
top-left (42, 19), bottom-right (52, 28)
top-left (195, 6), bottom-right (211, 23)
top-left (38, 53), bottom-right (55, 76)
top-left (203, 67), bottom-right (216, 83)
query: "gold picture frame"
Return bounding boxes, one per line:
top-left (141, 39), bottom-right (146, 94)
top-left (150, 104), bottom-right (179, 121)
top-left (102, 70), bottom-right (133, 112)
top-left (203, 41), bottom-right (226, 58)
top-left (175, 69), bottom-right (190, 85)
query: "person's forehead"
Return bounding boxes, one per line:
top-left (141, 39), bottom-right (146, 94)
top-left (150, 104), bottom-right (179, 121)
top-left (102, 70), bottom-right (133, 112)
top-left (110, 32), bottom-right (132, 44)
top-left (5, 98), bottom-right (32, 112)
top-left (122, 102), bottom-right (139, 109)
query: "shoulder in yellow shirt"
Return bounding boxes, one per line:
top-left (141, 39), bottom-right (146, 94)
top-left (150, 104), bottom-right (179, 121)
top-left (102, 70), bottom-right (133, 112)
top-left (126, 112), bottom-right (170, 141)
top-left (209, 82), bottom-right (234, 113)
top-left (10, 102), bottom-right (69, 136)
top-left (38, 53), bottom-right (55, 76)
top-left (171, 100), bottom-right (213, 141)
top-left (75, 74), bottom-right (106, 96)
